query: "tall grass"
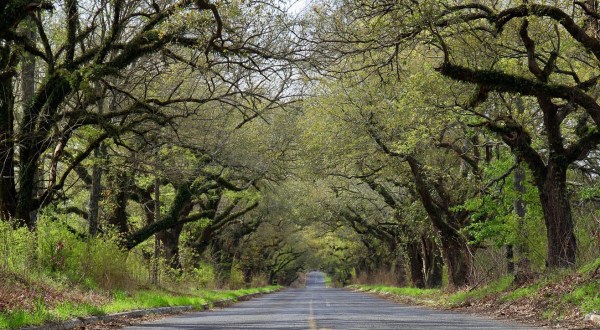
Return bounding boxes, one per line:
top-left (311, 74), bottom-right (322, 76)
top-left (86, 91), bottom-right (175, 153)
top-left (0, 216), bottom-right (281, 329)
top-left (0, 216), bottom-right (142, 291)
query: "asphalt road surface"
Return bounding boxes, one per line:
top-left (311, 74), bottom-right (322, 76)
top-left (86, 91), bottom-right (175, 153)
top-left (122, 271), bottom-right (535, 329)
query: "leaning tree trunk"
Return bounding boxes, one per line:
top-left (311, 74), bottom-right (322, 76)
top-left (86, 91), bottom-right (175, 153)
top-left (407, 156), bottom-right (473, 288)
top-left (538, 163), bottom-right (577, 268)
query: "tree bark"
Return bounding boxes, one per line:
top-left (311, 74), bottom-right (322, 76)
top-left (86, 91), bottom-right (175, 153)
top-left (88, 84), bottom-right (104, 236)
top-left (15, 18), bottom-right (37, 228)
top-left (407, 156), bottom-right (473, 288)
top-left (506, 244), bottom-right (515, 274)
top-left (160, 224), bottom-right (184, 270)
top-left (394, 248), bottom-right (406, 286)
top-left (538, 163), bottom-right (577, 268)
top-left (0, 57), bottom-right (16, 221)
top-left (512, 162), bottom-right (532, 277)
top-left (151, 176), bottom-right (160, 284)
top-left (158, 187), bottom-right (193, 270)
top-left (406, 240), bottom-right (425, 288)
top-left (107, 171), bottom-right (130, 234)
top-left (422, 236), bottom-right (443, 288)
top-left (438, 233), bottom-right (472, 288)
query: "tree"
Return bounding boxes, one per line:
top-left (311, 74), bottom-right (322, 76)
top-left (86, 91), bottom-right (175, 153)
top-left (0, 0), bottom-right (228, 227)
top-left (312, 0), bottom-right (600, 268)
top-left (298, 66), bottom-right (492, 287)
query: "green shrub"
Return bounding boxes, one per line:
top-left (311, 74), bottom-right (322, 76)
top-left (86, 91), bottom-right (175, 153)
top-left (192, 263), bottom-right (217, 288)
top-left (0, 221), bottom-right (37, 276)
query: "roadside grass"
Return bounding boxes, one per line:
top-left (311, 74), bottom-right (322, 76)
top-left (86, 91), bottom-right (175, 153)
top-left (349, 284), bottom-right (439, 298)
top-left (564, 282), bottom-right (600, 312)
top-left (0, 286), bottom-right (280, 329)
top-left (449, 275), bottom-right (514, 305)
top-left (349, 257), bottom-right (600, 327)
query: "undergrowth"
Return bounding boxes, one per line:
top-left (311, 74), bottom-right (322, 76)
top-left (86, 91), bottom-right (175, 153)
top-left (0, 217), bottom-right (281, 329)
top-left (350, 257), bottom-right (600, 327)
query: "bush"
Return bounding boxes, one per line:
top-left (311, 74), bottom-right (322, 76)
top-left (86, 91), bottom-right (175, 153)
top-left (0, 216), bottom-right (137, 291)
top-left (0, 220), bottom-right (37, 276)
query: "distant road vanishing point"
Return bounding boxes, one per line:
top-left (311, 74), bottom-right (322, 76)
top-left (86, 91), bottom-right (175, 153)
top-left (122, 271), bottom-right (536, 329)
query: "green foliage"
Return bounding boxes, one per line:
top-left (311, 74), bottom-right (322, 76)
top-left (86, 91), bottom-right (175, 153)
top-left (324, 274), bottom-right (332, 287)
top-left (37, 215), bottom-right (134, 290)
top-left (459, 156), bottom-right (547, 269)
top-left (0, 220), bottom-right (36, 275)
top-left (192, 263), bottom-right (218, 288)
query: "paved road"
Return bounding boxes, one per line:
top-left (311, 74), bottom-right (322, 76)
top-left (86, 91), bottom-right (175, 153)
top-left (123, 271), bottom-right (535, 329)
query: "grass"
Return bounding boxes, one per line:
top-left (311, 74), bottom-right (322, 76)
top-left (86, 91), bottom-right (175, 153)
top-left (449, 275), bottom-right (514, 305)
top-left (0, 286), bottom-right (280, 329)
top-left (349, 257), bottom-right (600, 327)
top-left (349, 284), bottom-right (439, 298)
top-left (500, 285), bottom-right (538, 302)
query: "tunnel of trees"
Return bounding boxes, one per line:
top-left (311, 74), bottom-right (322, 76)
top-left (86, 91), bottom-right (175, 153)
top-left (1, 0), bottom-right (599, 289)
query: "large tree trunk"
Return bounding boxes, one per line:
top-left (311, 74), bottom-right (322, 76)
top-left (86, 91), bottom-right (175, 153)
top-left (439, 231), bottom-right (472, 288)
top-left (538, 163), bottom-right (577, 268)
top-left (151, 176), bottom-right (160, 284)
top-left (512, 162), bottom-right (532, 279)
top-left (0, 64), bottom-right (16, 221)
top-left (407, 156), bottom-right (473, 288)
top-left (158, 194), bottom-right (193, 270)
top-left (107, 171), bottom-right (130, 234)
top-left (394, 248), bottom-right (406, 286)
top-left (159, 224), bottom-right (184, 270)
top-left (406, 240), bottom-right (425, 288)
top-left (15, 153), bottom-right (40, 228)
top-left (14, 18), bottom-right (38, 228)
top-left (422, 236), bottom-right (443, 288)
top-left (88, 159), bottom-right (102, 236)
top-left (88, 83), bottom-right (105, 236)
